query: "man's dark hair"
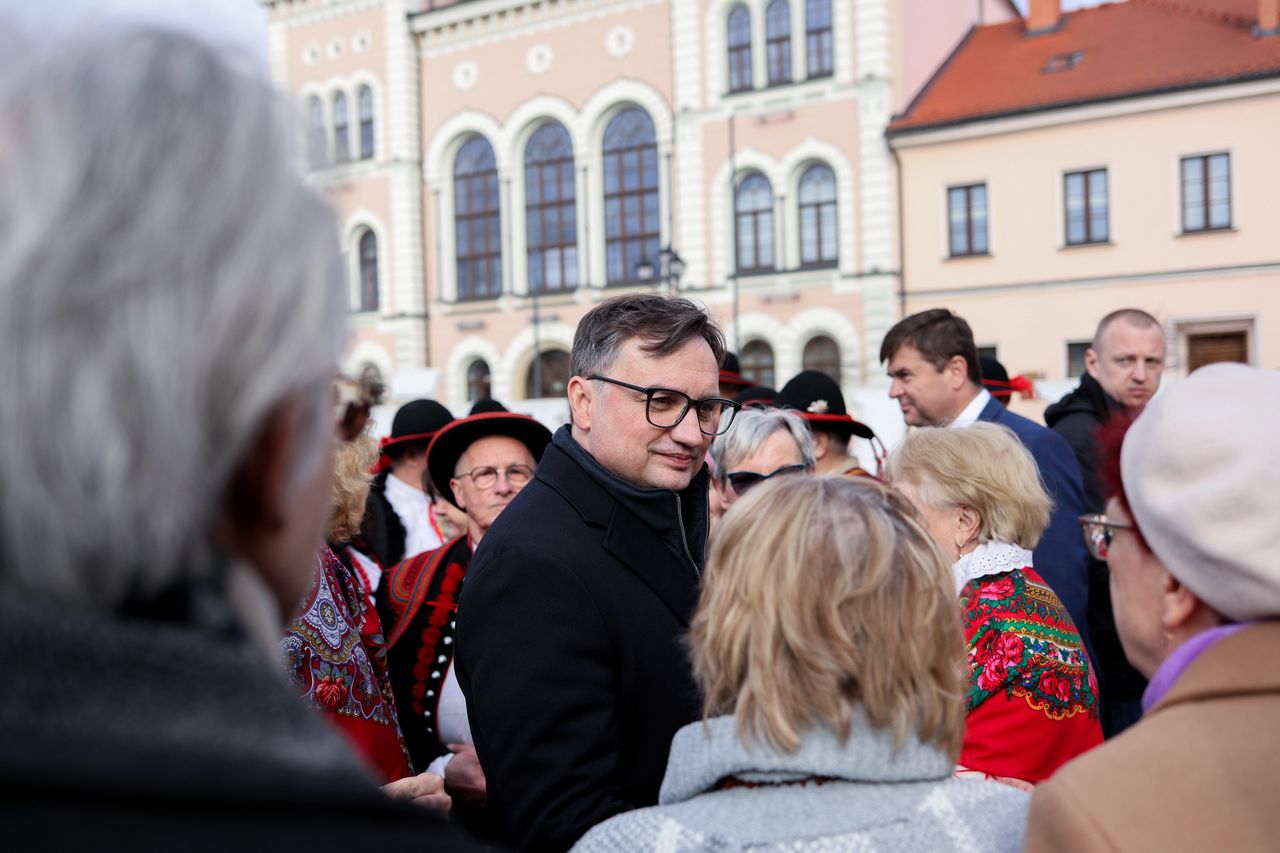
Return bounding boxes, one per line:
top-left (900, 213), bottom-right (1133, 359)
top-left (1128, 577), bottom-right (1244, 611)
top-left (570, 294), bottom-right (727, 380)
top-left (1092, 309), bottom-right (1161, 350)
top-left (879, 308), bottom-right (981, 386)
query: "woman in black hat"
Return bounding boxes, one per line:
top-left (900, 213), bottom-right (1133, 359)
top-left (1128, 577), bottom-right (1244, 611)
top-left (775, 370), bottom-right (882, 479)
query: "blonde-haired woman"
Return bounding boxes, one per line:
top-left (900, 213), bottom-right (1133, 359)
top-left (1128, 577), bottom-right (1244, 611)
top-left (887, 423), bottom-right (1102, 785)
top-left (573, 477), bottom-right (1029, 852)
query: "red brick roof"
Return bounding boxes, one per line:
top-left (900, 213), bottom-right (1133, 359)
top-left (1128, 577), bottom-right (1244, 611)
top-left (888, 0), bottom-right (1280, 133)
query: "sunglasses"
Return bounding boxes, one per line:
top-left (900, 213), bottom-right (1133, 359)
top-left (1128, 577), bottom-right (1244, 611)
top-left (1078, 513), bottom-right (1134, 562)
top-left (725, 464), bottom-right (811, 497)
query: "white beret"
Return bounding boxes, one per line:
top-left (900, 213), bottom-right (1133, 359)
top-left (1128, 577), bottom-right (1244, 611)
top-left (1120, 362), bottom-right (1280, 621)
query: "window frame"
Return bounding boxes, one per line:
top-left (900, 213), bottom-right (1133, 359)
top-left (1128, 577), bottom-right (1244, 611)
top-left (1180, 152), bottom-right (1232, 234)
top-left (740, 339), bottom-right (776, 388)
top-left (805, 0), bottom-right (833, 79)
top-left (358, 85), bottom-right (375, 161)
top-left (802, 335), bottom-right (841, 383)
top-left (1063, 168), bottom-right (1109, 246)
top-left (454, 136), bottom-right (504, 302)
top-left (947, 183), bottom-right (989, 258)
top-left (727, 5), bottom-right (754, 94)
top-left (798, 163), bottom-right (838, 268)
top-left (525, 122), bottom-right (579, 295)
top-left (332, 91), bottom-right (350, 164)
top-left (602, 108), bottom-right (661, 286)
top-left (734, 173), bottom-right (776, 274)
top-left (357, 229), bottom-right (379, 313)
top-left (766, 0), bottom-right (792, 86)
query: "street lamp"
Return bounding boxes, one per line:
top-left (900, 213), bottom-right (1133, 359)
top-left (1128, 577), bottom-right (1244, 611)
top-left (635, 245), bottom-right (686, 293)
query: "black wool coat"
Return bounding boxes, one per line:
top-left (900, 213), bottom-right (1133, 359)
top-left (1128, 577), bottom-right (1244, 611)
top-left (455, 426), bottom-right (707, 853)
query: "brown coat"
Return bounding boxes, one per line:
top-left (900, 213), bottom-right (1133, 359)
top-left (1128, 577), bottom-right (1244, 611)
top-left (1024, 621), bottom-right (1280, 852)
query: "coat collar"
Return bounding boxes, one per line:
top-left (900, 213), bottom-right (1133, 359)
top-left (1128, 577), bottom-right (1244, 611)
top-left (658, 713), bottom-right (954, 805)
top-left (977, 393), bottom-right (1007, 424)
top-left (536, 426), bottom-right (707, 624)
top-left (1149, 621), bottom-right (1280, 715)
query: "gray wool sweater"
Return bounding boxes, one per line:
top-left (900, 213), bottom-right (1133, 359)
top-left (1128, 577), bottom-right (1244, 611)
top-left (572, 714), bottom-right (1029, 852)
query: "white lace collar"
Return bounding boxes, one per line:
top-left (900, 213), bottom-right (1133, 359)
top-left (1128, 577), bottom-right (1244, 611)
top-left (951, 540), bottom-right (1033, 594)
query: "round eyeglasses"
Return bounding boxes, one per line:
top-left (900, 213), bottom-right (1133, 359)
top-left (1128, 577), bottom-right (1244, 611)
top-left (587, 375), bottom-right (741, 436)
top-left (454, 464), bottom-right (534, 491)
top-left (1078, 513), bottom-right (1133, 562)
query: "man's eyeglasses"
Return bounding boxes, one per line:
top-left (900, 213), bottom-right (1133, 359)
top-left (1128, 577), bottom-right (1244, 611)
top-left (455, 464), bottom-right (534, 491)
top-left (725, 464), bottom-right (811, 496)
top-left (587, 375), bottom-right (741, 436)
top-left (1079, 513), bottom-right (1133, 562)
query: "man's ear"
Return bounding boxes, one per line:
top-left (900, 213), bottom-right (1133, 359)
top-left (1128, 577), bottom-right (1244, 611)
top-left (1083, 347), bottom-right (1100, 380)
top-left (810, 429), bottom-right (831, 460)
top-left (223, 398), bottom-right (302, 535)
top-left (946, 355), bottom-right (970, 391)
top-left (449, 478), bottom-right (467, 512)
top-left (567, 376), bottom-right (593, 431)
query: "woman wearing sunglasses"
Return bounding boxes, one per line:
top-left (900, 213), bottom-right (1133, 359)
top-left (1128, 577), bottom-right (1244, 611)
top-left (887, 423), bottom-right (1102, 787)
top-left (708, 409), bottom-right (815, 516)
top-left (1025, 363), bottom-right (1280, 852)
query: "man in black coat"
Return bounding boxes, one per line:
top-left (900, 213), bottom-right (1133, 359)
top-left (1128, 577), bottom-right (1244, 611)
top-left (1045, 308), bottom-right (1166, 738)
top-left (455, 294), bottom-right (737, 852)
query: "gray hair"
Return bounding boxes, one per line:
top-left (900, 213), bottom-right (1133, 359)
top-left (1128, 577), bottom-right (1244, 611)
top-left (710, 409), bottom-right (815, 485)
top-left (0, 27), bottom-right (347, 607)
top-left (570, 294), bottom-right (726, 380)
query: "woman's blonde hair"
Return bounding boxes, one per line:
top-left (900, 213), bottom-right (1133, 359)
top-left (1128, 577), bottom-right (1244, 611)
top-left (327, 434), bottom-right (379, 544)
top-left (886, 423), bottom-right (1052, 549)
top-left (692, 476), bottom-right (966, 758)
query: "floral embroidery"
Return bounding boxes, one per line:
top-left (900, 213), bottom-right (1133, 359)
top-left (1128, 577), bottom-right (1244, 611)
top-left (962, 568), bottom-right (1098, 722)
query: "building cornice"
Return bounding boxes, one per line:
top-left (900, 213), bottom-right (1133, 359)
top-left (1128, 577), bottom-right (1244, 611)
top-left (411, 0), bottom-right (660, 55)
top-left (887, 74), bottom-right (1280, 147)
top-left (262, 0), bottom-right (385, 29)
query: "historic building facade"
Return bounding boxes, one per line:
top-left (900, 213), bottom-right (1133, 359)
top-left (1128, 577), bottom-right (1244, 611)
top-left (263, 0), bottom-right (1010, 432)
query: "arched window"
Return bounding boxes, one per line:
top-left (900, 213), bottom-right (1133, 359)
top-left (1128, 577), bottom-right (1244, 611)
top-left (467, 359), bottom-right (492, 403)
top-left (740, 339), bottom-right (775, 387)
top-left (799, 163), bottom-right (838, 266)
top-left (525, 349), bottom-right (571, 399)
top-left (727, 5), bottom-right (753, 93)
top-left (332, 91), bottom-right (350, 163)
top-left (766, 0), bottom-right (792, 86)
top-left (454, 136), bottom-right (502, 301)
top-left (806, 0), bottom-right (833, 78)
top-left (602, 108), bottom-right (659, 285)
top-left (358, 85), bottom-right (374, 160)
top-left (735, 173), bottom-right (775, 272)
top-left (802, 335), bottom-right (841, 383)
top-left (525, 122), bottom-right (578, 293)
top-left (357, 230), bottom-right (379, 313)
top-left (306, 96), bottom-right (326, 169)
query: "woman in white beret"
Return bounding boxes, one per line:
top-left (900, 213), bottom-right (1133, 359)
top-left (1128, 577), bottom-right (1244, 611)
top-left (1025, 362), bottom-right (1280, 852)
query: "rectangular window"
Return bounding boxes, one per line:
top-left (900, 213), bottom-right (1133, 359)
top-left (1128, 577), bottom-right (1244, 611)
top-left (805, 0), bottom-right (833, 78)
top-left (1181, 153), bottom-right (1231, 233)
top-left (1064, 168), bottom-right (1108, 245)
top-left (947, 183), bottom-right (988, 257)
top-left (1066, 341), bottom-right (1090, 379)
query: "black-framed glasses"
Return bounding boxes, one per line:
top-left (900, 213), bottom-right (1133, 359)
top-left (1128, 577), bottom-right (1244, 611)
top-left (1079, 513), bottom-right (1133, 562)
top-left (587, 375), bottom-right (741, 436)
top-left (454, 464), bottom-right (534, 491)
top-left (725, 464), bottom-right (811, 496)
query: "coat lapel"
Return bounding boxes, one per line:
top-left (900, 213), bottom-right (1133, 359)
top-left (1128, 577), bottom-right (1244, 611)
top-left (977, 395), bottom-right (1005, 424)
top-left (602, 501), bottom-right (700, 626)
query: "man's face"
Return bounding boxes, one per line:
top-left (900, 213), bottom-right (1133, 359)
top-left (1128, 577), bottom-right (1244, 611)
top-left (886, 344), bottom-right (962, 427)
top-left (714, 428), bottom-right (808, 510)
top-left (1087, 321), bottom-right (1166, 409)
top-left (573, 336), bottom-right (720, 490)
top-left (450, 435), bottom-right (536, 540)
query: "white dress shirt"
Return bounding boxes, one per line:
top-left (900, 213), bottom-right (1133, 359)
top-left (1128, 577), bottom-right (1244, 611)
top-left (947, 388), bottom-right (992, 429)
top-left (383, 471), bottom-right (444, 559)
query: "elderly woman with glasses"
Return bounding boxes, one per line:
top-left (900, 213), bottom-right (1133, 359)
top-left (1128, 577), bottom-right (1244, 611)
top-left (573, 476), bottom-right (1031, 852)
top-left (1024, 364), bottom-right (1280, 852)
top-left (887, 424), bottom-right (1102, 786)
top-left (708, 409), bottom-right (815, 513)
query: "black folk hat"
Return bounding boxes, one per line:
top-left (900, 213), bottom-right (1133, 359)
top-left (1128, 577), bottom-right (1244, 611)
top-left (733, 385), bottom-right (777, 409)
top-left (719, 352), bottom-right (752, 391)
top-left (427, 412), bottom-right (554, 508)
top-left (775, 370), bottom-right (874, 440)
top-left (468, 397), bottom-right (508, 415)
top-left (383, 399), bottom-right (455, 452)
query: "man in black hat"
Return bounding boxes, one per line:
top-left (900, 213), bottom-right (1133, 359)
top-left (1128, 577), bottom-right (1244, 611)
top-left (377, 411), bottom-right (552, 830)
top-left (776, 369), bottom-right (879, 478)
top-left (359, 398), bottom-right (455, 567)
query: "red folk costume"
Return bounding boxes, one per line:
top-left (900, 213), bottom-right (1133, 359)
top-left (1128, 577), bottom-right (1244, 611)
top-left (282, 545), bottom-right (413, 783)
top-left (956, 543), bottom-right (1103, 784)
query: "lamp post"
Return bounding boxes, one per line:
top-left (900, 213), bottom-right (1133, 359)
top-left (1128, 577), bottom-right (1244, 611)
top-left (635, 245), bottom-right (686, 294)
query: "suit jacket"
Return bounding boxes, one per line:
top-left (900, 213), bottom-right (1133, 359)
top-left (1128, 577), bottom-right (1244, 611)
top-left (1025, 621), bottom-right (1280, 852)
top-left (455, 427), bottom-right (707, 852)
top-left (977, 397), bottom-right (1092, 658)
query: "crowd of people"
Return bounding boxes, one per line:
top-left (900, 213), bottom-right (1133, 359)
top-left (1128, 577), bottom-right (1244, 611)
top-left (3, 22), bottom-right (1278, 853)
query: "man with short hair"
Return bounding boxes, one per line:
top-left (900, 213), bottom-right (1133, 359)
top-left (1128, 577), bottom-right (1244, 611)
top-left (455, 294), bottom-right (738, 852)
top-left (1045, 308), bottom-right (1166, 737)
top-left (378, 411), bottom-right (552, 830)
top-left (880, 309), bottom-right (1092, 656)
top-left (360, 399), bottom-right (455, 567)
top-left (709, 409), bottom-right (815, 511)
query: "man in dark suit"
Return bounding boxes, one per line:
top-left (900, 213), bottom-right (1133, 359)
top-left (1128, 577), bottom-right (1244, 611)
top-left (880, 309), bottom-right (1093, 660)
top-left (454, 294), bottom-right (739, 852)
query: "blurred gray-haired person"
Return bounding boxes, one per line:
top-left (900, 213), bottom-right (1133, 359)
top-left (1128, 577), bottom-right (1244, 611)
top-left (0, 25), bottom-right (473, 849)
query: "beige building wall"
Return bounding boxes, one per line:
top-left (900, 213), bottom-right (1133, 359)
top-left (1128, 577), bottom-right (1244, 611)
top-left (893, 79), bottom-right (1280, 400)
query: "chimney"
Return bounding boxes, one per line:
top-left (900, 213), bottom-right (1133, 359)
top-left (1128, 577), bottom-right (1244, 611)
top-left (1027, 0), bottom-right (1062, 35)
top-left (1259, 0), bottom-right (1279, 36)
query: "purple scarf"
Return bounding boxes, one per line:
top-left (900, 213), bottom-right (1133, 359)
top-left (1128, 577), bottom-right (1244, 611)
top-left (1142, 622), bottom-right (1248, 714)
